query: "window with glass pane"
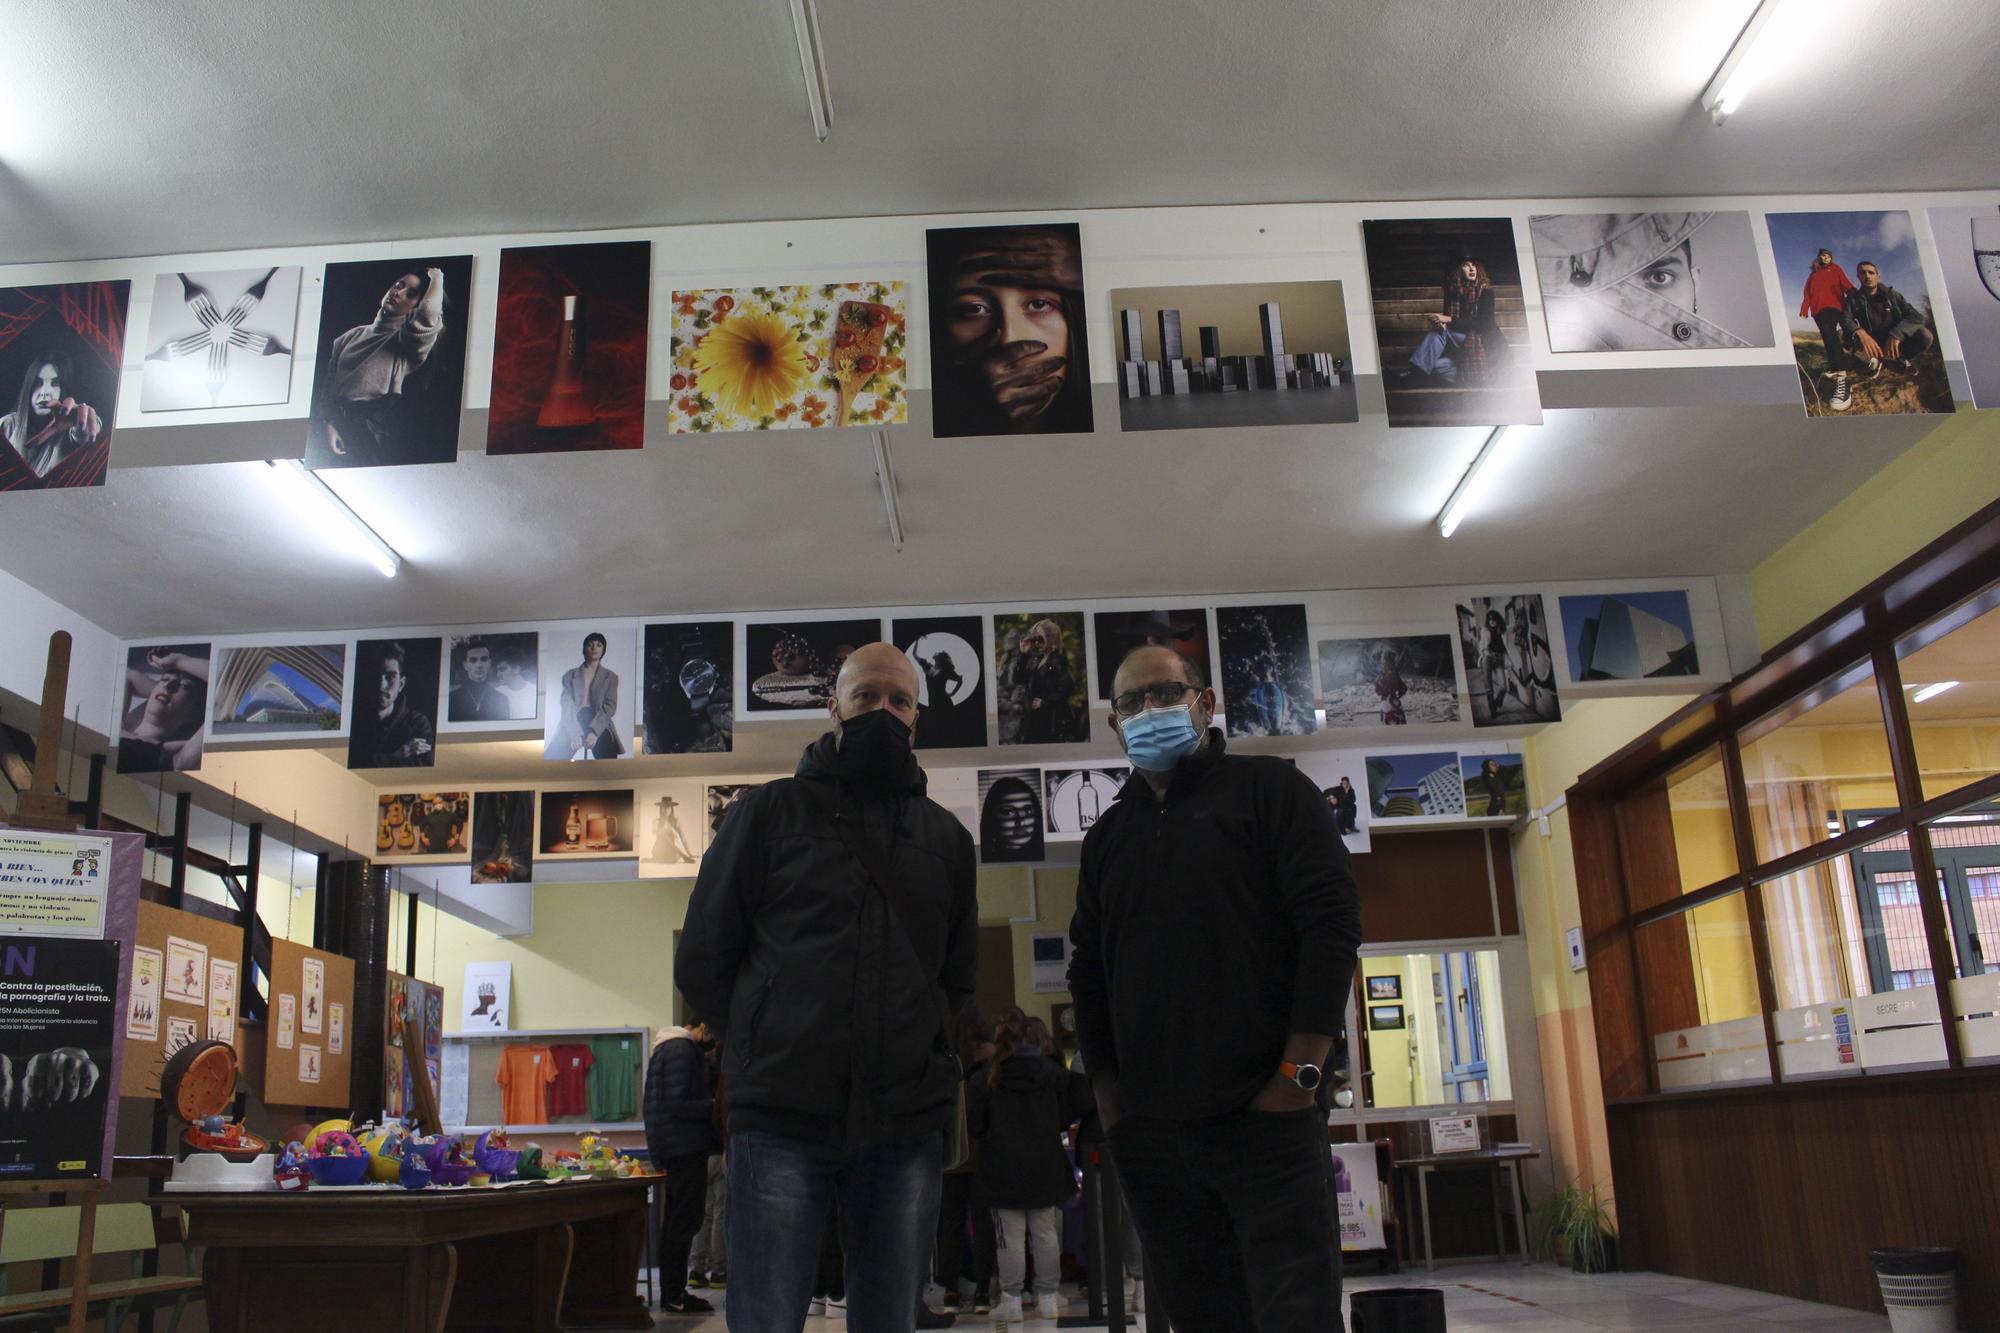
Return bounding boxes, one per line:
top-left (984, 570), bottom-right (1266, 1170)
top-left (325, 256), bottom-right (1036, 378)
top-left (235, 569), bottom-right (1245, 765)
top-left (1640, 892), bottom-right (1769, 1088)
top-left (1358, 950), bottom-right (1513, 1111)
top-left (1738, 660), bottom-right (1898, 866)
top-left (1896, 590), bottom-right (2000, 803)
top-left (1614, 746), bottom-right (1738, 912)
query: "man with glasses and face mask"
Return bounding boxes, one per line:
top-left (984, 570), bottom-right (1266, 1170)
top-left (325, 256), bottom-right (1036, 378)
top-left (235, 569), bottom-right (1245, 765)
top-left (678, 643), bottom-right (977, 1332)
top-left (1068, 645), bottom-right (1361, 1332)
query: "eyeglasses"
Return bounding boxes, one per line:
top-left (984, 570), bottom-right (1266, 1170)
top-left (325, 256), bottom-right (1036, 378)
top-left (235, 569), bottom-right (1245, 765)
top-left (1111, 681), bottom-right (1196, 718)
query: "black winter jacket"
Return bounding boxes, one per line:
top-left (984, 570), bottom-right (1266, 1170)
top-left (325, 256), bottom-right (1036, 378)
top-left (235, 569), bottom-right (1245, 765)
top-left (675, 732), bottom-right (979, 1145)
top-left (643, 1032), bottom-right (721, 1161)
top-left (967, 1050), bottom-right (1092, 1209)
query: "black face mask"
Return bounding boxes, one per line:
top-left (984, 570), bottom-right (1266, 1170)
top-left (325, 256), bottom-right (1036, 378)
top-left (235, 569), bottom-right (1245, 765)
top-left (837, 707), bottom-right (913, 778)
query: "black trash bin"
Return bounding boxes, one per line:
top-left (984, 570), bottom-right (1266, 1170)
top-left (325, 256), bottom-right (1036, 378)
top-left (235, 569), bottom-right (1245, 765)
top-left (1350, 1286), bottom-right (1447, 1332)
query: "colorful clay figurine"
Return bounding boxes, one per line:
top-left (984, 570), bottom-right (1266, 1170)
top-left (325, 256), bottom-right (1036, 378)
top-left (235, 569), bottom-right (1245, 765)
top-left (273, 1139), bottom-right (311, 1192)
top-left (474, 1128), bottom-right (521, 1183)
top-left (399, 1148), bottom-right (433, 1190)
top-left (515, 1145), bottom-right (548, 1180)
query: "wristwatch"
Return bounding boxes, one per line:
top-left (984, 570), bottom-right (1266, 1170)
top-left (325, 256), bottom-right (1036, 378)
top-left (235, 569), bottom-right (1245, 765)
top-left (1278, 1060), bottom-right (1322, 1092)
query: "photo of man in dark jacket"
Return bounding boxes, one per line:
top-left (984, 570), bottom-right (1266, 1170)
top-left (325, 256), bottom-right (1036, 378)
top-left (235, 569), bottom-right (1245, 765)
top-left (645, 1023), bottom-right (722, 1316)
top-left (677, 643), bottom-right (978, 1333)
top-left (1842, 261), bottom-right (1937, 375)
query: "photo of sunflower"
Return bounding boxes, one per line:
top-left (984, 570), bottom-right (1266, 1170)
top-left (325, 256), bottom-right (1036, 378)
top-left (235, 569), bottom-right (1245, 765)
top-left (669, 283), bottom-right (907, 433)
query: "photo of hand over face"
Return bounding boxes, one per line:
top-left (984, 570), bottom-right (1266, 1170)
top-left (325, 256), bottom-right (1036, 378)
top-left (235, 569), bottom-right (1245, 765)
top-left (926, 224), bottom-right (1094, 438)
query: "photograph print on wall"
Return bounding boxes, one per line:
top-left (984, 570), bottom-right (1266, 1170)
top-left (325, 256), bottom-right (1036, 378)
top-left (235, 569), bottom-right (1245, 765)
top-left (445, 631), bottom-right (539, 725)
top-left (993, 610), bottom-right (1090, 746)
top-left (1461, 753), bottom-right (1528, 818)
top-left (636, 780), bottom-right (704, 875)
top-left (1528, 212), bottom-right (1772, 352)
top-left (1363, 217), bottom-right (1540, 428)
top-left (1927, 204), bottom-right (2000, 408)
top-left (1043, 767), bottom-right (1131, 838)
top-left (209, 643), bottom-right (344, 739)
top-left (1456, 594), bottom-right (1561, 727)
top-left (347, 637), bottom-right (441, 769)
top-left (305, 254), bottom-right (473, 469)
top-left (926, 223), bottom-right (1094, 438)
top-left (1365, 751), bottom-right (1466, 820)
top-left (706, 783), bottom-right (763, 838)
top-left (744, 619), bottom-right (882, 714)
top-left (0, 280), bottom-right (130, 491)
top-left (141, 267), bottom-right (301, 410)
top-left (117, 643), bottom-right (211, 775)
top-left (669, 283), bottom-right (907, 432)
top-left (488, 240), bottom-right (650, 455)
top-left (978, 768), bottom-right (1046, 864)
top-left (1766, 209), bottom-right (1952, 417)
top-left (374, 791), bottom-right (470, 861)
top-left (1091, 609), bottom-right (1211, 704)
top-left (644, 621), bottom-right (734, 755)
top-left (1294, 750), bottom-right (1370, 854)
top-left (542, 626), bottom-right (636, 760)
top-left (1216, 604), bottom-right (1318, 738)
top-left (539, 788), bottom-right (635, 857)
top-left (470, 791), bottom-right (535, 884)
top-left (1557, 591), bottom-right (1699, 681)
top-left (1317, 635), bottom-right (1461, 728)
top-left (893, 615), bottom-right (989, 750)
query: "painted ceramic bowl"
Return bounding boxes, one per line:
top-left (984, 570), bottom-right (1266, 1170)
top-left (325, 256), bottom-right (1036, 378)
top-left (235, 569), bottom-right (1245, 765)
top-left (304, 1149), bottom-right (372, 1186)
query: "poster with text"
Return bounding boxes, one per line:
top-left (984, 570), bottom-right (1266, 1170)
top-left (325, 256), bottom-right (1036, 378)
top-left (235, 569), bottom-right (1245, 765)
top-left (670, 283), bottom-right (906, 431)
top-left (463, 961), bottom-right (512, 1031)
top-left (127, 946), bottom-right (160, 1041)
top-left (301, 955), bottom-right (324, 1035)
top-left (0, 828), bottom-right (113, 939)
top-left (164, 935), bottom-right (206, 1005)
top-left (206, 958), bottom-right (238, 1043)
top-left (0, 938), bottom-right (118, 1180)
top-left (1318, 635), bottom-right (1460, 728)
top-left (1091, 608), bottom-right (1211, 703)
top-left (347, 637), bottom-right (441, 769)
top-left (209, 642), bottom-right (345, 739)
top-left (0, 280), bottom-right (129, 491)
top-left (1455, 595), bottom-right (1561, 727)
top-left (744, 619), bottom-right (882, 714)
top-left (1331, 1142), bottom-right (1386, 1251)
top-left (542, 626), bottom-right (637, 760)
top-left (1528, 212), bottom-right (1771, 352)
top-left (329, 1002), bottom-right (346, 1056)
top-left (978, 768), bottom-right (1046, 864)
top-left (471, 790), bottom-right (536, 884)
top-left (305, 254), bottom-right (473, 469)
top-left (993, 610), bottom-right (1089, 746)
top-left (926, 223), bottom-right (1093, 438)
top-left (1927, 204), bottom-right (2000, 408)
top-left (1216, 604), bottom-right (1318, 738)
top-left (116, 643), bottom-right (211, 775)
top-left (489, 240), bottom-right (650, 454)
top-left (276, 992), bottom-right (295, 1049)
top-left (894, 615), bottom-right (989, 750)
top-left (142, 266), bottom-right (300, 409)
top-left (644, 620), bottom-right (734, 754)
top-left (444, 631), bottom-right (539, 726)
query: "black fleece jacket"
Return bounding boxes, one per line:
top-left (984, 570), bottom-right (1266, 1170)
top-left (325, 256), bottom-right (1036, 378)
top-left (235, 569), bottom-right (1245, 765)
top-left (675, 731), bottom-right (978, 1145)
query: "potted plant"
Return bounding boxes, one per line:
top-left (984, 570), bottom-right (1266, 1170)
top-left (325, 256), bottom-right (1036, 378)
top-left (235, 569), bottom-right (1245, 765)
top-left (1544, 1179), bottom-right (1619, 1273)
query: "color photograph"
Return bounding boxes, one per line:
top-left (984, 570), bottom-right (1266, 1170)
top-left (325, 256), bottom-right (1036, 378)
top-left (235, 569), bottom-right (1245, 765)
top-left (542, 626), bottom-right (636, 760)
top-left (669, 282), bottom-right (907, 432)
top-left (1317, 635), bottom-right (1460, 728)
top-left (1043, 766), bottom-right (1130, 837)
top-left (1558, 591), bottom-right (1700, 681)
top-left (1216, 604), bottom-right (1318, 738)
top-left (141, 266), bottom-right (300, 409)
top-left (1091, 608), bottom-right (1211, 702)
top-left (374, 792), bottom-right (470, 861)
top-left (978, 767), bottom-right (1046, 864)
top-left (1108, 280), bottom-right (1356, 431)
top-left (1529, 212), bottom-right (1772, 352)
top-left (1364, 217), bottom-right (1540, 428)
top-left (1461, 753), bottom-right (1528, 817)
top-left (0, 280), bottom-right (129, 491)
top-left (347, 637), bottom-right (441, 769)
top-left (470, 791), bottom-right (535, 884)
top-left (1368, 975), bottom-right (1402, 1002)
top-left (744, 618), bottom-right (882, 714)
top-left (444, 632), bottom-right (539, 725)
top-left (1456, 595), bottom-right (1562, 727)
top-left (926, 223), bottom-right (1094, 438)
top-left (1766, 209), bottom-right (1952, 416)
top-left (209, 643), bottom-right (344, 738)
top-left (1928, 204), bottom-right (2000, 408)
top-left (993, 610), bottom-right (1090, 746)
top-left (893, 615), bottom-right (989, 750)
top-left (1294, 750), bottom-right (1370, 854)
top-left (1364, 751), bottom-right (1466, 819)
top-left (487, 240), bottom-right (649, 454)
top-left (539, 788), bottom-right (635, 857)
top-left (636, 780), bottom-right (704, 876)
top-left (705, 783), bottom-right (763, 837)
top-left (305, 254), bottom-right (473, 469)
top-left (644, 621), bottom-right (735, 754)
top-left (117, 643), bottom-right (211, 775)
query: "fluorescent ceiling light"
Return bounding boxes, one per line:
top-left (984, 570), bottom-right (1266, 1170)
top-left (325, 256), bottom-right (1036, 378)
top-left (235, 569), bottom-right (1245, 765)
top-left (1437, 427), bottom-right (1511, 539)
top-left (789, 0), bottom-right (834, 142)
top-left (1912, 681), bottom-right (1960, 703)
top-left (266, 460), bottom-right (402, 578)
top-left (1701, 0), bottom-right (1796, 124)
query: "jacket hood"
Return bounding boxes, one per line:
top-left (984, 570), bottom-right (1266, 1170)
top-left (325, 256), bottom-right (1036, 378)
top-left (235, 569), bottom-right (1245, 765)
top-left (797, 728), bottom-right (928, 796)
top-left (995, 1050), bottom-right (1068, 1093)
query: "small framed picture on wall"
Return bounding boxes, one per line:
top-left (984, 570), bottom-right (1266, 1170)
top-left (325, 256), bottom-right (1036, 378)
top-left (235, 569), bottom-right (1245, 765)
top-left (1368, 1004), bottom-right (1405, 1031)
top-left (1367, 976), bottom-right (1402, 1002)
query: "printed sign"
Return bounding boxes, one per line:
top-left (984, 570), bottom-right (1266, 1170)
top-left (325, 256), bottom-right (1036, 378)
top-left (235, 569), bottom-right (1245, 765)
top-left (1331, 1143), bottom-right (1386, 1251)
top-left (0, 830), bottom-right (114, 938)
top-left (299, 1043), bottom-right (321, 1085)
top-left (301, 956), bottom-right (324, 1035)
top-left (127, 945), bottom-right (161, 1040)
top-left (207, 959), bottom-right (238, 1043)
top-left (1429, 1115), bottom-right (1481, 1155)
top-left (276, 993), bottom-right (296, 1050)
top-left (0, 938), bottom-right (119, 1180)
top-left (328, 1001), bottom-right (346, 1056)
top-left (164, 936), bottom-right (206, 1005)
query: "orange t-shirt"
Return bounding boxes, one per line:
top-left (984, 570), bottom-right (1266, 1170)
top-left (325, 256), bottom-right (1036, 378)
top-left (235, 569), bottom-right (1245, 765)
top-left (497, 1043), bottom-right (557, 1125)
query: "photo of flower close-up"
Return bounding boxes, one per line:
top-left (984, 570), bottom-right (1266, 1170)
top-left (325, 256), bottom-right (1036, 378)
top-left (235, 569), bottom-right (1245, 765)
top-left (667, 283), bottom-right (907, 433)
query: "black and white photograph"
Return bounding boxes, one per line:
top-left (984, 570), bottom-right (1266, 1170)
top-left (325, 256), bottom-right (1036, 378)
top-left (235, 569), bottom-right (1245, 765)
top-left (542, 626), bottom-right (636, 760)
top-left (141, 266), bottom-right (301, 409)
top-left (744, 618), bottom-right (882, 714)
top-left (1528, 212), bottom-right (1772, 352)
top-left (0, 938), bottom-right (118, 1180)
top-left (0, 280), bottom-right (129, 492)
top-left (471, 791), bottom-right (535, 884)
top-left (643, 621), bottom-right (734, 754)
top-left (926, 223), bottom-right (1094, 438)
top-left (538, 788), bottom-right (635, 857)
top-left (1456, 594), bottom-right (1562, 727)
top-left (978, 767), bottom-right (1046, 864)
top-left (347, 637), bottom-right (441, 769)
top-left (117, 643), bottom-right (211, 775)
top-left (1043, 767), bottom-right (1130, 837)
top-left (993, 610), bottom-right (1090, 746)
top-left (1091, 608), bottom-right (1211, 703)
top-left (1927, 204), bottom-right (2000, 408)
top-left (893, 615), bottom-right (989, 750)
top-left (445, 632), bottom-right (538, 725)
top-left (636, 780), bottom-right (704, 876)
top-left (1317, 635), bottom-right (1461, 728)
top-left (1216, 604), bottom-right (1318, 738)
top-left (1110, 280), bottom-right (1357, 430)
top-left (705, 783), bottom-right (763, 837)
top-left (209, 643), bottom-right (345, 739)
top-left (305, 254), bottom-right (473, 469)
top-left (1363, 217), bottom-right (1541, 428)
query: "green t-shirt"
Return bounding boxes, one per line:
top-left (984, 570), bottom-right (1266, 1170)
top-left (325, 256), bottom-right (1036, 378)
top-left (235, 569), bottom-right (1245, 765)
top-left (588, 1033), bottom-right (640, 1120)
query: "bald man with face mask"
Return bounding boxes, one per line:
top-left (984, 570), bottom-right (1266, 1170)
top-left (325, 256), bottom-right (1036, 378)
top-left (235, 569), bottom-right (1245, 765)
top-left (678, 643), bottom-right (977, 1332)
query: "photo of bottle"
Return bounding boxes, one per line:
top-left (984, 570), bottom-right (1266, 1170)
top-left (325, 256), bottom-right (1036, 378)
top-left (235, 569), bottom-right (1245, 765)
top-left (535, 294), bottom-right (595, 429)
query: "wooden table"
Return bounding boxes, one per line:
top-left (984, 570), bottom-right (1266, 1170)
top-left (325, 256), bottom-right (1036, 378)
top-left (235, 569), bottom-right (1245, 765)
top-left (1398, 1147), bottom-right (1539, 1272)
top-left (178, 1177), bottom-right (652, 1332)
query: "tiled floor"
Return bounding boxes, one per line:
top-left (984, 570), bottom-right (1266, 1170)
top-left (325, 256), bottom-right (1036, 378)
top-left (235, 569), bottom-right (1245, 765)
top-left (638, 1261), bottom-right (1895, 1329)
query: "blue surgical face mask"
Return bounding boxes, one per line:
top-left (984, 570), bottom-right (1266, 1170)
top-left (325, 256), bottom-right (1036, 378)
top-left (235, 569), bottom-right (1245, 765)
top-left (1118, 703), bottom-right (1201, 773)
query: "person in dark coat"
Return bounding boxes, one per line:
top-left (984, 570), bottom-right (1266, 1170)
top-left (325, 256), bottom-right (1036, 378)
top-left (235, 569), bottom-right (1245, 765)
top-left (967, 1017), bottom-right (1092, 1327)
top-left (1010, 620), bottom-right (1080, 744)
top-left (645, 1023), bottom-right (723, 1315)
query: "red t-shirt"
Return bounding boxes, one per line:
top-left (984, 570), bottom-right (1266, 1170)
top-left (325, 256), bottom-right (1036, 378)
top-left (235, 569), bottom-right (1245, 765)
top-left (548, 1042), bottom-right (595, 1117)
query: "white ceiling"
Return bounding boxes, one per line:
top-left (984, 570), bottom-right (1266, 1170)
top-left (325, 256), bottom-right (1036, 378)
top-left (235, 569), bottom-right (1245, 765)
top-left (8, 0), bottom-right (1999, 265)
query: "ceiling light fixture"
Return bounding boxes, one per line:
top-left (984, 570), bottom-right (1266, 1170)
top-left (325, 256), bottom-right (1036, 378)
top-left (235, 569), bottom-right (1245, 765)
top-left (266, 460), bottom-right (402, 578)
top-left (1437, 427), bottom-right (1511, 539)
top-left (789, 0), bottom-right (834, 142)
top-left (871, 430), bottom-right (905, 551)
top-left (1912, 681), bottom-right (1960, 703)
top-left (1700, 0), bottom-right (1796, 125)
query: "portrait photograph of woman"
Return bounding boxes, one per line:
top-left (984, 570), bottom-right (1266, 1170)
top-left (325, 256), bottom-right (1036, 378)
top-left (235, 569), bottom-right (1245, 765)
top-left (543, 627), bottom-right (635, 761)
top-left (926, 223), bottom-right (1094, 438)
top-left (0, 281), bottom-right (129, 492)
top-left (305, 255), bottom-right (473, 469)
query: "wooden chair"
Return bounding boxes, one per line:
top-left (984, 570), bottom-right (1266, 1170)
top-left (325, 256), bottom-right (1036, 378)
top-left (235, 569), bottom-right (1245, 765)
top-left (0, 1202), bottom-right (200, 1331)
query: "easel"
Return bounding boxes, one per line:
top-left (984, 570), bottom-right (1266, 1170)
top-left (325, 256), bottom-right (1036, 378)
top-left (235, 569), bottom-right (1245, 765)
top-left (3, 632), bottom-right (101, 1333)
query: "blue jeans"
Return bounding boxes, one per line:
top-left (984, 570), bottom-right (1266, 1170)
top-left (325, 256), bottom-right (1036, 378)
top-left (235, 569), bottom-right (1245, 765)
top-left (1408, 327), bottom-right (1466, 381)
top-left (726, 1129), bottom-right (943, 1333)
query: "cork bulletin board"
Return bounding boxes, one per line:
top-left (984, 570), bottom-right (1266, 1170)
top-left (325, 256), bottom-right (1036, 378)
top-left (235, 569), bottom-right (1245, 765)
top-left (121, 900), bottom-right (244, 1099)
top-left (263, 937), bottom-right (356, 1107)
